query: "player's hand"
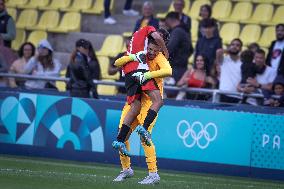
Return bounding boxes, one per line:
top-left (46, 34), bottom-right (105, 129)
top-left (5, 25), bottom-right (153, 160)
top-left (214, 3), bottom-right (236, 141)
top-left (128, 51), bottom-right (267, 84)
top-left (132, 72), bottom-right (146, 85)
top-left (130, 51), bottom-right (147, 64)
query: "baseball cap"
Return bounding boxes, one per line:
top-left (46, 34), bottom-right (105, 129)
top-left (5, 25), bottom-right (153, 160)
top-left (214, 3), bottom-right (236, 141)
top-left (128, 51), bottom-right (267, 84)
top-left (76, 39), bottom-right (91, 49)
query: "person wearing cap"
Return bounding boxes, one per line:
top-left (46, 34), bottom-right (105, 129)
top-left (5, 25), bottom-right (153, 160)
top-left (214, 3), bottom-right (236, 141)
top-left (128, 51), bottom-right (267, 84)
top-left (23, 39), bottom-right (61, 89)
top-left (66, 39), bottom-right (101, 98)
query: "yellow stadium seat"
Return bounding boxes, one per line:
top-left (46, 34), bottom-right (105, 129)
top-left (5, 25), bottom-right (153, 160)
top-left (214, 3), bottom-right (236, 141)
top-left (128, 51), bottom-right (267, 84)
top-left (26, 10), bottom-right (59, 31)
top-left (240, 4), bottom-right (273, 24)
top-left (191, 19), bottom-right (198, 42)
top-left (220, 23), bottom-right (240, 45)
top-left (27, 31), bottom-right (48, 46)
top-left (96, 35), bottom-right (124, 58)
top-left (157, 0), bottom-right (190, 19)
top-left (39, 0), bottom-right (71, 10)
top-left (17, 0), bottom-right (50, 9)
top-left (60, 0), bottom-right (92, 12)
top-left (6, 0), bottom-right (28, 8)
top-left (239, 24), bottom-right (261, 46)
top-left (262, 6), bottom-right (284, 26)
top-left (97, 56), bottom-right (120, 80)
top-left (252, 0), bottom-right (273, 2)
top-left (6, 8), bottom-right (17, 21)
top-left (16, 9), bottom-right (38, 29)
top-left (258, 27), bottom-right (275, 48)
top-left (122, 32), bottom-right (132, 38)
top-left (11, 29), bottom-right (26, 51)
top-left (97, 80), bottom-right (118, 96)
top-left (231, 0), bottom-right (251, 2)
top-left (82, 0), bottom-right (114, 14)
top-left (48, 12), bottom-right (81, 33)
top-left (188, 0), bottom-right (211, 19)
top-left (212, 0), bottom-right (232, 20)
top-left (273, 0), bottom-right (284, 4)
top-left (56, 69), bottom-right (67, 92)
top-left (219, 2), bottom-right (252, 22)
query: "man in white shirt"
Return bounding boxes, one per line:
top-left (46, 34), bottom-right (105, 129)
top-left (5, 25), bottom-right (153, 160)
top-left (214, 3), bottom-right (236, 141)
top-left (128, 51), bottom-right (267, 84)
top-left (216, 38), bottom-right (243, 103)
top-left (247, 49), bottom-right (277, 92)
top-left (266, 24), bottom-right (284, 77)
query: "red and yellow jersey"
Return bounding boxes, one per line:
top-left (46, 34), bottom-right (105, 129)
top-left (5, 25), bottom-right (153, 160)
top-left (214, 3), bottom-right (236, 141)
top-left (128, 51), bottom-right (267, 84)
top-left (122, 26), bottom-right (156, 74)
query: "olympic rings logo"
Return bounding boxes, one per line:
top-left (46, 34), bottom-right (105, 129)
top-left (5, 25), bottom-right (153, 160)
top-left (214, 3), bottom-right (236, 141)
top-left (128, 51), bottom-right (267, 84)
top-left (177, 120), bottom-right (218, 149)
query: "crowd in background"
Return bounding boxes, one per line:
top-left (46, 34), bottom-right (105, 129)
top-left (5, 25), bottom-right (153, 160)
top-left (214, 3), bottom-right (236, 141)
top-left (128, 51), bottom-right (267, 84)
top-left (0, 0), bottom-right (284, 107)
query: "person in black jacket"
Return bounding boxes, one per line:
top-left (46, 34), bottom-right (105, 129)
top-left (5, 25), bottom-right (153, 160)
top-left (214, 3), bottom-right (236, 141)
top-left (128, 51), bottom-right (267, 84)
top-left (0, 0), bottom-right (16, 48)
top-left (195, 18), bottom-right (222, 72)
top-left (66, 39), bottom-right (101, 98)
top-left (165, 11), bottom-right (193, 83)
top-left (266, 24), bottom-right (284, 77)
top-left (133, 1), bottom-right (159, 33)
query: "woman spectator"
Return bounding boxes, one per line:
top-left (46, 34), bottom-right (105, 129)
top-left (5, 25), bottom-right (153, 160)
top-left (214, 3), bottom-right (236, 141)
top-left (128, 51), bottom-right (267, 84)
top-left (9, 42), bottom-right (35, 88)
top-left (133, 1), bottom-right (159, 33)
top-left (66, 39), bottom-right (101, 98)
top-left (23, 40), bottom-right (61, 89)
top-left (176, 55), bottom-right (213, 100)
top-left (198, 4), bottom-right (219, 39)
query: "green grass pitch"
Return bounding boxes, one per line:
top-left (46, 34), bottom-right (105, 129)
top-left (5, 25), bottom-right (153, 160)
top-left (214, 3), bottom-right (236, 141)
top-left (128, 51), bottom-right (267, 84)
top-left (0, 155), bottom-right (283, 189)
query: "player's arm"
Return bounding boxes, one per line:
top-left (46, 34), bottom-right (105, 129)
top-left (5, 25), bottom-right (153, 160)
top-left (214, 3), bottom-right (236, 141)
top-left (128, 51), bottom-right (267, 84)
top-left (150, 32), bottom-right (169, 59)
top-left (114, 56), bottom-right (132, 67)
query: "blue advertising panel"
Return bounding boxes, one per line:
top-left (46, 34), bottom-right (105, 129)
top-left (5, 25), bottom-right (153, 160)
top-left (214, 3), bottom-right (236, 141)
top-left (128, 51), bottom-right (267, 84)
top-left (0, 91), bottom-right (284, 179)
top-left (151, 106), bottom-right (254, 166)
top-left (251, 114), bottom-right (284, 170)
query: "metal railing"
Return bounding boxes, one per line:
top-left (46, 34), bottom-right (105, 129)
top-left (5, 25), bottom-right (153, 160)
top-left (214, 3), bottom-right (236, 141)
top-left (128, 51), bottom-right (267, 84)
top-left (0, 73), bottom-right (266, 103)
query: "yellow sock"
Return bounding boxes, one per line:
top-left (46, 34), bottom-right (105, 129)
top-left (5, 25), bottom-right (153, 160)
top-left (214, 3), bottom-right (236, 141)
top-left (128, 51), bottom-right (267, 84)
top-left (120, 140), bottom-right (131, 169)
top-left (142, 141), bottom-right (157, 173)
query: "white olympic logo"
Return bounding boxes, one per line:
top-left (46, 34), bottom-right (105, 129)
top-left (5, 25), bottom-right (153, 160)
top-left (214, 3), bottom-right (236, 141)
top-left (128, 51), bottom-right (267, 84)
top-left (177, 120), bottom-right (218, 149)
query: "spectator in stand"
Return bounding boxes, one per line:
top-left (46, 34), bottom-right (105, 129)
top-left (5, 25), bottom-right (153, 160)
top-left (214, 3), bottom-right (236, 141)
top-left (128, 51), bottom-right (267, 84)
top-left (216, 38), bottom-right (243, 103)
top-left (266, 24), bottom-right (284, 77)
top-left (66, 39), bottom-right (101, 98)
top-left (237, 50), bottom-right (257, 91)
top-left (247, 42), bottom-right (260, 55)
top-left (0, 0), bottom-right (16, 48)
top-left (198, 4), bottom-right (218, 39)
top-left (173, 0), bottom-right (191, 33)
top-left (245, 49), bottom-right (277, 105)
top-left (264, 76), bottom-right (284, 107)
top-left (195, 18), bottom-right (222, 71)
top-left (104, 0), bottom-right (139, 25)
top-left (8, 42), bottom-right (35, 88)
top-left (176, 54), bottom-right (214, 100)
top-left (165, 11), bottom-right (193, 86)
top-left (23, 40), bottom-right (61, 90)
top-left (108, 37), bottom-right (132, 94)
top-left (133, 1), bottom-right (159, 33)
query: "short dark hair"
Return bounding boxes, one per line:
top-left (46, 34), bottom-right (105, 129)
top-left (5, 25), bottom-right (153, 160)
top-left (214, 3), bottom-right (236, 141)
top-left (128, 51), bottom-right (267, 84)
top-left (165, 11), bottom-right (180, 21)
top-left (18, 42), bottom-right (35, 58)
top-left (157, 28), bottom-right (170, 45)
top-left (148, 37), bottom-right (158, 46)
top-left (200, 18), bottom-right (216, 28)
top-left (231, 38), bottom-right (243, 48)
top-left (240, 50), bottom-right (254, 64)
top-left (276, 23), bottom-right (284, 29)
top-left (255, 48), bottom-right (266, 56)
top-left (76, 38), bottom-right (91, 49)
top-left (200, 4), bottom-right (212, 18)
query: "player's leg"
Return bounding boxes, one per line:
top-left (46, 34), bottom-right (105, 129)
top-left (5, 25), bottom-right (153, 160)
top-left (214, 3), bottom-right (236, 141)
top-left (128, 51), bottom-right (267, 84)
top-left (137, 89), bottom-right (163, 146)
top-left (113, 113), bottom-right (141, 182)
top-left (113, 99), bottom-right (141, 156)
top-left (138, 115), bottom-right (160, 185)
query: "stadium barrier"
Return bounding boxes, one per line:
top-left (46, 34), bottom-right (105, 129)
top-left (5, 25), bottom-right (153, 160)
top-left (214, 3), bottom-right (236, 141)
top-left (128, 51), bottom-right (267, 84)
top-left (0, 73), bottom-right (267, 103)
top-left (0, 90), bottom-right (283, 180)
